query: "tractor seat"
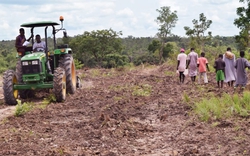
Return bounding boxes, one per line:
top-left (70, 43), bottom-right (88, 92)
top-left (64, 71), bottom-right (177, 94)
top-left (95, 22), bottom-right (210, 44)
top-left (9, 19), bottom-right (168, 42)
top-left (16, 46), bottom-right (33, 56)
top-left (17, 46), bottom-right (32, 52)
top-left (25, 46), bottom-right (33, 51)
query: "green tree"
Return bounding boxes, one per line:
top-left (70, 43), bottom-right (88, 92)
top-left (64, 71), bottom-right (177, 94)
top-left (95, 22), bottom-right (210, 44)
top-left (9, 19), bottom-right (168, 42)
top-left (155, 6), bottom-right (178, 63)
top-left (122, 36), bottom-right (153, 63)
top-left (163, 43), bottom-right (174, 59)
top-left (70, 29), bottom-right (123, 67)
top-left (184, 13), bottom-right (212, 51)
top-left (148, 40), bottom-right (161, 53)
top-left (148, 40), bottom-right (173, 60)
top-left (234, 0), bottom-right (250, 50)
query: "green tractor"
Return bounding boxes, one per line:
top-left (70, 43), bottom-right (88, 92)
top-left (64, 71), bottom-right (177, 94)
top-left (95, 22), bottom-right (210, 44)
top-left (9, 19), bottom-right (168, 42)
top-left (3, 16), bottom-right (80, 105)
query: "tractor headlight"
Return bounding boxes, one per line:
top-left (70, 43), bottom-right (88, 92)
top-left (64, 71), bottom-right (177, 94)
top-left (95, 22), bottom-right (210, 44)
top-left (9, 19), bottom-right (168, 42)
top-left (32, 60), bottom-right (39, 65)
top-left (22, 61), bottom-right (28, 66)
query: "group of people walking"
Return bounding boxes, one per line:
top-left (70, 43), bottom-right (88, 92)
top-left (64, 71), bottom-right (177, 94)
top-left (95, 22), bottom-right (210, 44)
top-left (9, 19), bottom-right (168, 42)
top-left (177, 47), bottom-right (207, 84)
top-left (177, 47), bottom-right (250, 90)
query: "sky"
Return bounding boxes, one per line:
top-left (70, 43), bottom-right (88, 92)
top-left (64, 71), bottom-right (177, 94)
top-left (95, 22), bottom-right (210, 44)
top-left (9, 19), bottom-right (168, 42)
top-left (0, 0), bottom-right (245, 41)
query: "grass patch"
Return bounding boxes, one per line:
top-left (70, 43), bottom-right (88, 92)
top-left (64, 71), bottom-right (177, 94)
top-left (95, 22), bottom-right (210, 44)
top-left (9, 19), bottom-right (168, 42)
top-left (14, 100), bottom-right (34, 117)
top-left (79, 73), bottom-right (86, 79)
top-left (90, 69), bottom-right (101, 77)
top-left (183, 92), bottom-right (190, 103)
top-left (124, 63), bottom-right (136, 71)
top-left (14, 94), bottom-right (56, 117)
top-left (164, 71), bottom-right (175, 76)
top-left (132, 84), bottom-right (152, 96)
top-left (39, 94), bottom-right (57, 109)
top-left (0, 118), bottom-right (9, 125)
top-left (102, 68), bottom-right (117, 77)
top-left (113, 96), bottom-right (123, 101)
top-left (109, 83), bottom-right (152, 97)
top-left (109, 84), bottom-right (130, 92)
top-left (193, 91), bottom-right (250, 122)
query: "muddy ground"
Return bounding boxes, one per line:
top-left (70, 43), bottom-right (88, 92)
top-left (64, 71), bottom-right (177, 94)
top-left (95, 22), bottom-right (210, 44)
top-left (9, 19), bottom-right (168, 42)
top-left (0, 64), bottom-right (250, 156)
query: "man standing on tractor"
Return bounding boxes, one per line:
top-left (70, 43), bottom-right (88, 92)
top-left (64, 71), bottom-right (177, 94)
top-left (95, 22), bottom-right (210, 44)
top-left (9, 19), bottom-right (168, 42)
top-left (15, 28), bottom-right (32, 52)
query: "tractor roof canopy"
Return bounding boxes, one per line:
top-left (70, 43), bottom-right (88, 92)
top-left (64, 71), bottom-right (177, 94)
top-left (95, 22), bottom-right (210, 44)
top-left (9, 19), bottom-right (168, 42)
top-left (20, 18), bottom-right (65, 51)
top-left (21, 21), bottom-right (60, 28)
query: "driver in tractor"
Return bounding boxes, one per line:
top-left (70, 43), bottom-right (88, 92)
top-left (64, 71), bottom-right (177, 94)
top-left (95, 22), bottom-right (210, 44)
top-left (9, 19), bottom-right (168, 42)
top-left (33, 34), bottom-right (46, 52)
top-left (33, 34), bottom-right (52, 74)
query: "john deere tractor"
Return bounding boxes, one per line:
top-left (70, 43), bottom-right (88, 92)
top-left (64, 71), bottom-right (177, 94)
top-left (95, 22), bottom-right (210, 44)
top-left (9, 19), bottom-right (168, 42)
top-left (3, 16), bottom-right (79, 105)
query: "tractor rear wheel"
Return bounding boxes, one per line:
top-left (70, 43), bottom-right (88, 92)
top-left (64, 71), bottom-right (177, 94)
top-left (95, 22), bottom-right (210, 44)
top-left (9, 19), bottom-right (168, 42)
top-left (16, 58), bottom-right (34, 99)
top-left (59, 54), bottom-right (76, 94)
top-left (53, 67), bottom-right (66, 102)
top-left (3, 70), bottom-right (18, 105)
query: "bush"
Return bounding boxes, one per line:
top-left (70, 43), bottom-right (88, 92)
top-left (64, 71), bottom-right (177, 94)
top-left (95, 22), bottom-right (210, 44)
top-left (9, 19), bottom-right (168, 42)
top-left (103, 54), bottom-right (129, 68)
top-left (74, 59), bottom-right (84, 69)
top-left (133, 53), bottom-right (159, 66)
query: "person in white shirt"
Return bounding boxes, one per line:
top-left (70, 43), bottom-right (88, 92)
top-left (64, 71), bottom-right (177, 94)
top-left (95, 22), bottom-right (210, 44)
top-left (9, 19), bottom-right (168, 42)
top-left (33, 34), bottom-right (46, 52)
top-left (33, 34), bottom-right (51, 74)
top-left (177, 48), bottom-right (187, 84)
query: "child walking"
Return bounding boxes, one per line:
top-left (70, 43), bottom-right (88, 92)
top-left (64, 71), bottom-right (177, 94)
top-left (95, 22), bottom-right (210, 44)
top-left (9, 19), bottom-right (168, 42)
top-left (197, 52), bottom-right (210, 84)
top-left (214, 54), bottom-right (226, 88)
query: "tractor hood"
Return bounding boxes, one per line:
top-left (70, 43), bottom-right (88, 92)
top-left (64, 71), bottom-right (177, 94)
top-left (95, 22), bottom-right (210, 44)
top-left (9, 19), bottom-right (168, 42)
top-left (21, 52), bottom-right (45, 61)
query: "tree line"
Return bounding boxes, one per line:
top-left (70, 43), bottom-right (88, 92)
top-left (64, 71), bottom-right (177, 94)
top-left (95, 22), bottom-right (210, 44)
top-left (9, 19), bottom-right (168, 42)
top-left (0, 0), bottom-right (248, 72)
top-left (0, 34), bottom-right (237, 73)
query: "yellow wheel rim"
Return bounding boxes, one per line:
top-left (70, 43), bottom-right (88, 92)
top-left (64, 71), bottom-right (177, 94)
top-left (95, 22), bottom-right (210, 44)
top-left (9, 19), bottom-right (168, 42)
top-left (71, 62), bottom-right (76, 88)
top-left (62, 73), bottom-right (66, 98)
top-left (13, 76), bottom-right (18, 99)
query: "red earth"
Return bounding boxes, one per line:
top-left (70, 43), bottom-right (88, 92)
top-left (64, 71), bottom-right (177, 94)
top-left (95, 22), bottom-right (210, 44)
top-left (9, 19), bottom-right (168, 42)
top-left (0, 64), bottom-right (250, 156)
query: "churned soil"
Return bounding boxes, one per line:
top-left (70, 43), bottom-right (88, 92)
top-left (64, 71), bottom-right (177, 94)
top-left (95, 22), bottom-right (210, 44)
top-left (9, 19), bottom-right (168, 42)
top-left (0, 64), bottom-right (250, 156)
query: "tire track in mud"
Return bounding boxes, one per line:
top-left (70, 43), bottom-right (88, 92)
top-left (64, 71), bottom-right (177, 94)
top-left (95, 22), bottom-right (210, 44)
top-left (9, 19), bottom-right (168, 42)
top-left (0, 85), bottom-right (16, 121)
top-left (0, 80), bottom-right (93, 122)
top-left (0, 106), bottom-right (15, 121)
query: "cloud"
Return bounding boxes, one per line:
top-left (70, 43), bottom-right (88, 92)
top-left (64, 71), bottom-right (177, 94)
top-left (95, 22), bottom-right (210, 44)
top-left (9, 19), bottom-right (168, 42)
top-left (101, 8), bottom-right (114, 16)
top-left (0, 0), bottom-right (246, 40)
top-left (208, 0), bottom-right (232, 5)
top-left (0, 22), bottom-right (9, 29)
top-left (117, 8), bottom-right (134, 17)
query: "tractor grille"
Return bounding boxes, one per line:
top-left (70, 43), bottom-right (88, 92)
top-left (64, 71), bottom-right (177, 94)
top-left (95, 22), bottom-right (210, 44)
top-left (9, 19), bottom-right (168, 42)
top-left (22, 60), bottom-right (42, 74)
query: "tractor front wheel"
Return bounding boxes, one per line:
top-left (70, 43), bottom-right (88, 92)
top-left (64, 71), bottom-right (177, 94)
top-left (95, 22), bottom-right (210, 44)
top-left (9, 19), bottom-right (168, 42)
top-left (3, 70), bottom-right (18, 105)
top-left (16, 58), bottom-right (34, 99)
top-left (53, 67), bottom-right (66, 102)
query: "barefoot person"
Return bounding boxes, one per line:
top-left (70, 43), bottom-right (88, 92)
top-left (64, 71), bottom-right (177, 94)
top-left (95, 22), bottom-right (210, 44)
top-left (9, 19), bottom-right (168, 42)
top-left (177, 48), bottom-right (187, 84)
top-left (234, 51), bottom-right (250, 90)
top-left (214, 54), bottom-right (226, 88)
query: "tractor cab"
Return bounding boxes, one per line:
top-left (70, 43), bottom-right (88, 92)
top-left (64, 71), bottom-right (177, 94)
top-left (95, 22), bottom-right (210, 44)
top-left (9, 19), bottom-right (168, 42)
top-left (18, 16), bottom-right (71, 75)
